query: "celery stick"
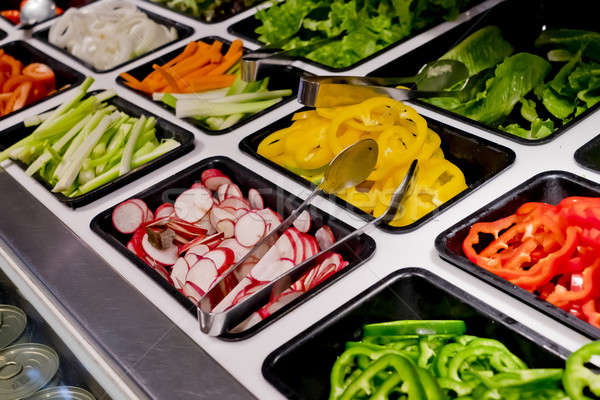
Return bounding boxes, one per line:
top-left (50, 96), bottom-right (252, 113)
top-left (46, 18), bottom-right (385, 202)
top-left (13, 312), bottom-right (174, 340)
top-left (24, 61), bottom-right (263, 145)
top-left (94, 90), bottom-right (117, 103)
top-left (92, 114), bottom-right (127, 158)
top-left (159, 94), bottom-right (177, 109)
top-left (205, 117), bottom-right (225, 130)
top-left (53, 113), bottom-right (119, 192)
top-left (25, 115), bottom-right (92, 176)
top-left (219, 114), bottom-right (245, 129)
top-left (24, 110), bottom-right (54, 127)
top-left (144, 116), bottom-right (156, 131)
top-left (135, 129), bottom-right (157, 151)
top-left (207, 90), bottom-right (291, 104)
top-left (227, 77), bottom-right (248, 96)
top-left (176, 98), bottom-right (282, 118)
top-left (154, 89), bottom-right (228, 101)
top-left (78, 139), bottom-right (180, 194)
top-left (78, 169), bottom-right (95, 185)
top-left (133, 142), bottom-right (156, 158)
top-left (40, 77), bottom-right (94, 129)
top-left (119, 116), bottom-right (146, 176)
top-left (85, 123), bottom-right (131, 169)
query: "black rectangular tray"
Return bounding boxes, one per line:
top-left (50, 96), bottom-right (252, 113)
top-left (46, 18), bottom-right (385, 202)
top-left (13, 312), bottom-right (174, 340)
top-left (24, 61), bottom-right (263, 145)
top-left (0, 90), bottom-right (195, 208)
top-left (227, 0), bottom-right (485, 73)
top-left (32, 5), bottom-right (194, 74)
top-left (0, 29), bottom-right (5, 41)
top-left (370, 0), bottom-right (600, 145)
top-left (240, 109), bottom-right (515, 233)
top-left (0, 0), bottom-right (99, 29)
top-left (435, 170), bottom-right (600, 339)
top-left (90, 156), bottom-right (377, 341)
top-left (116, 36), bottom-right (305, 136)
top-left (263, 267), bottom-right (569, 400)
top-left (0, 40), bottom-right (85, 123)
top-left (142, 0), bottom-right (267, 24)
top-left (574, 132), bottom-right (600, 173)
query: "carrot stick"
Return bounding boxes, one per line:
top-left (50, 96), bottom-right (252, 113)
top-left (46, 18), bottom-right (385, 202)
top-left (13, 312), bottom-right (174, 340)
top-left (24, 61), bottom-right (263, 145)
top-left (163, 41), bottom-right (198, 68)
top-left (152, 64), bottom-right (182, 93)
top-left (224, 40), bottom-right (243, 58)
top-left (207, 51), bottom-right (242, 76)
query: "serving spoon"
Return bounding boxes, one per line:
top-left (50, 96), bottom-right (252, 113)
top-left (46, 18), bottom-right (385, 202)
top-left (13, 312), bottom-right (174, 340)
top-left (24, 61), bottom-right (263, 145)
top-left (19, 0), bottom-right (56, 29)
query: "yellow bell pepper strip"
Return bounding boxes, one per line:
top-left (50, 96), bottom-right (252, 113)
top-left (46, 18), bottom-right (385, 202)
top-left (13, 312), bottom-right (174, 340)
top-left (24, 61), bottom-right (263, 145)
top-left (257, 97), bottom-right (468, 227)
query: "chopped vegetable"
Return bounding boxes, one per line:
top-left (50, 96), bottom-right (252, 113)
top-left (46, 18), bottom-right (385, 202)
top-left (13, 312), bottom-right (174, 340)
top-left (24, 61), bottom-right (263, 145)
top-left (48, 1), bottom-right (178, 71)
top-left (0, 50), bottom-right (57, 117)
top-left (253, 0), bottom-right (479, 69)
top-left (330, 319), bottom-right (600, 399)
top-left (150, 0), bottom-right (265, 22)
top-left (463, 196), bottom-right (600, 330)
top-left (0, 77), bottom-right (181, 197)
top-left (111, 168), bottom-right (349, 332)
top-left (425, 26), bottom-right (600, 140)
top-left (257, 97), bottom-right (467, 227)
top-left (120, 39), bottom-right (292, 131)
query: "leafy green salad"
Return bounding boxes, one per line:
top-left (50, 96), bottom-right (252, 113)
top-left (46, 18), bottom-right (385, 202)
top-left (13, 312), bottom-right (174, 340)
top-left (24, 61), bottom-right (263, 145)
top-left (254, 0), bottom-right (479, 69)
top-left (426, 26), bottom-right (600, 140)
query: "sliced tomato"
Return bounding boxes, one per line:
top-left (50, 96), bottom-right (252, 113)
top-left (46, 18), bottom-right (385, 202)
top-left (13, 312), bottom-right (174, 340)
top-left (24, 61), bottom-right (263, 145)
top-left (22, 63), bottom-right (55, 92)
top-left (11, 81), bottom-right (32, 112)
top-left (1, 10), bottom-right (20, 25)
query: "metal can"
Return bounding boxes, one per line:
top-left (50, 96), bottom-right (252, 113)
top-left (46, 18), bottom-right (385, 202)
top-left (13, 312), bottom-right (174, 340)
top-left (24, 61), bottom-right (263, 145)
top-left (0, 343), bottom-right (59, 400)
top-left (0, 305), bottom-right (27, 350)
top-left (25, 386), bottom-right (96, 400)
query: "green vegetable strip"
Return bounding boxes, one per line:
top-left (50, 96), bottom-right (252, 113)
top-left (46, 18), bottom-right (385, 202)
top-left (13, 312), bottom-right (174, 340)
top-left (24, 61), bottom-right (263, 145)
top-left (177, 98), bottom-right (281, 118)
top-left (119, 115), bottom-right (146, 176)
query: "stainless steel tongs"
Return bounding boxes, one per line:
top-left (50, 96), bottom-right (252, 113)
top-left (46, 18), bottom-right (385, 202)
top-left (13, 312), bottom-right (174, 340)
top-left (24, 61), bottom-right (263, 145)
top-left (196, 159), bottom-right (418, 336)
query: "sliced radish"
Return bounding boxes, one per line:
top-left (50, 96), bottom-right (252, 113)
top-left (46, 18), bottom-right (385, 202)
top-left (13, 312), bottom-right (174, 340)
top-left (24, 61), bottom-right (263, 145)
top-left (219, 197), bottom-right (250, 210)
top-left (204, 174), bottom-right (232, 191)
top-left (194, 213), bottom-right (216, 235)
top-left (155, 203), bottom-right (174, 219)
top-left (182, 282), bottom-right (203, 304)
top-left (316, 225), bottom-right (336, 249)
top-left (248, 188), bottom-right (264, 210)
top-left (171, 258), bottom-right (189, 289)
top-left (130, 227), bottom-right (147, 259)
top-left (264, 290), bottom-right (303, 316)
top-left (127, 241), bottom-right (135, 252)
top-left (235, 212), bottom-right (266, 247)
top-left (234, 259), bottom-right (257, 281)
top-left (216, 218), bottom-right (236, 238)
top-left (225, 184), bottom-right (243, 199)
top-left (293, 210), bottom-right (311, 233)
top-left (184, 253), bottom-right (200, 267)
top-left (186, 258), bottom-right (218, 293)
top-left (285, 228), bottom-right (306, 264)
top-left (204, 248), bottom-right (235, 274)
top-left (112, 201), bottom-right (146, 234)
top-left (187, 244), bottom-right (210, 257)
top-left (257, 208), bottom-right (283, 233)
top-left (217, 184), bottom-right (230, 202)
top-left (174, 187), bottom-right (213, 223)
top-left (210, 206), bottom-right (237, 228)
top-left (219, 238), bottom-right (251, 262)
top-left (253, 257), bottom-right (295, 281)
top-left (128, 199), bottom-right (153, 222)
top-left (141, 234), bottom-right (178, 265)
top-left (191, 182), bottom-right (206, 189)
top-left (275, 233), bottom-right (295, 261)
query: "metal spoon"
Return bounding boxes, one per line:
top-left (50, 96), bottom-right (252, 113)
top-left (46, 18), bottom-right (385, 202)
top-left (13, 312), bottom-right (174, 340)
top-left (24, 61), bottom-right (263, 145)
top-left (196, 139), bottom-right (379, 334)
top-left (241, 31), bottom-right (347, 82)
top-left (298, 67), bottom-right (493, 108)
top-left (19, 0), bottom-right (56, 29)
top-left (197, 159), bottom-right (419, 336)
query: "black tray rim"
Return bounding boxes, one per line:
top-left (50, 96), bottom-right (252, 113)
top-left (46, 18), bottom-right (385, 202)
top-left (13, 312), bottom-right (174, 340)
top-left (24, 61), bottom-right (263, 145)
top-left (239, 109), bottom-right (516, 234)
top-left (0, 89), bottom-right (196, 208)
top-left (0, 40), bottom-right (85, 124)
top-left (434, 170), bottom-right (600, 339)
top-left (31, 5), bottom-right (195, 74)
top-left (90, 155), bottom-right (377, 341)
top-left (115, 35), bottom-right (307, 136)
top-left (0, 28), bottom-right (6, 40)
top-left (574, 131), bottom-right (600, 173)
top-left (226, 0), bottom-right (487, 73)
top-left (140, 0), bottom-right (266, 25)
top-left (262, 267), bottom-right (571, 399)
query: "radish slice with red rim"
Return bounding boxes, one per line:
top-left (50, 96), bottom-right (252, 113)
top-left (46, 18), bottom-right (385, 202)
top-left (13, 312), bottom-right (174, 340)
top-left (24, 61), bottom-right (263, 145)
top-left (293, 210), bottom-right (311, 233)
top-left (174, 187), bottom-right (213, 223)
top-left (141, 234), bottom-right (178, 265)
top-left (248, 188), bottom-right (264, 210)
top-left (186, 258), bottom-right (218, 293)
top-left (235, 212), bottom-right (266, 247)
top-left (316, 225), bottom-right (336, 249)
top-left (112, 201), bottom-right (146, 234)
top-left (155, 203), bottom-right (174, 219)
top-left (202, 169), bottom-right (231, 191)
top-left (219, 238), bottom-right (251, 262)
top-left (216, 218), bottom-right (236, 238)
top-left (187, 244), bottom-right (210, 257)
top-left (217, 184), bottom-right (230, 202)
top-left (204, 248), bottom-right (235, 274)
top-left (219, 197), bottom-right (250, 210)
top-left (171, 258), bottom-right (189, 289)
top-left (225, 184), bottom-right (243, 199)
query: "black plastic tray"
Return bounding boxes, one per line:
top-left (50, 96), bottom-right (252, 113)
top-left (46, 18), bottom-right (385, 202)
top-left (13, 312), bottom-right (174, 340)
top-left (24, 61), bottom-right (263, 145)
top-left (370, 0), bottom-right (600, 145)
top-left (574, 132), bottom-right (600, 173)
top-left (0, 40), bottom-right (85, 123)
top-left (90, 156), bottom-right (377, 341)
top-left (436, 170), bottom-right (600, 339)
top-left (0, 29), bottom-right (5, 41)
top-left (263, 268), bottom-right (569, 400)
top-left (116, 36), bottom-right (305, 136)
top-left (0, 0), bottom-right (98, 29)
top-left (227, 0), bottom-right (485, 73)
top-left (142, 0), bottom-right (267, 24)
top-left (32, 5), bottom-right (194, 74)
top-left (0, 90), bottom-right (195, 208)
top-left (240, 109), bottom-right (515, 233)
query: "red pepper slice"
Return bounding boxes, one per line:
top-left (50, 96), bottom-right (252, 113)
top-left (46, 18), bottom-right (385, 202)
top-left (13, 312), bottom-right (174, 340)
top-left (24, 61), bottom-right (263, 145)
top-left (462, 215), bottom-right (518, 269)
top-left (1, 10), bottom-right (20, 25)
top-left (546, 259), bottom-right (600, 308)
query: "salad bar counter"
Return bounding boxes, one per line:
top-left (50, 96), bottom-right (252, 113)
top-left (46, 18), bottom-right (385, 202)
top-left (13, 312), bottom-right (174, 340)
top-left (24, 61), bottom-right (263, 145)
top-left (1, 0), bottom-right (600, 399)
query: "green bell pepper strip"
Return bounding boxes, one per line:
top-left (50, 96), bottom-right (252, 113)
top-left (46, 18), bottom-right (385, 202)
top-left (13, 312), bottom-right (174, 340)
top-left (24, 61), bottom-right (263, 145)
top-left (418, 335), bottom-right (453, 370)
top-left (347, 341), bottom-right (420, 362)
top-left (436, 343), bottom-right (466, 377)
top-left (363, 320), bottom-right (467, 337)
top-left (340, 354), bottom-right (425, 400)
top-left (473, 368), bottom-right (563, 389)
top-left (563, 341), bottom-right (600, 400)
top-left (447, 345), bottom-right (526, 382)
top-left (437, 377), bottom-right (481, 397)
top-left (415, 367), bottom-right (445, 400)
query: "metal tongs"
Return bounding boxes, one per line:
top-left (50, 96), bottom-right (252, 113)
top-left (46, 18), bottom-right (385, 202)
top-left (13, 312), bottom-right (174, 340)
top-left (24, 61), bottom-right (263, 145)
top-left (241, 32), bottom-right (346, 82)
top-left (197, 156), bottom-right (419, 336)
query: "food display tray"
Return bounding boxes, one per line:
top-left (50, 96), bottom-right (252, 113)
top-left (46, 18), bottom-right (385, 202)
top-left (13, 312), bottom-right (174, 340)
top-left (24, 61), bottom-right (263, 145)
top-left (240, 108), bottom-right (515, 233)
top-left (574, 132), bottom-right (600, 173)
top-left (263, 268), bottom-right (569, 400)
top-left (435, 170), bottom-right (600, 339)
top-left (0, 90), bottom-right (195, 208)
top-left (0, 40), bottom-right (85, 123)
top-left (370, 0), bottom-right (600, 145)
top-left (90, 156), bottom-right (377, 341)
top-left (227, 0), bottom-right (486, 73)
top-left (32, 5), bottom-right (195, 74)
top-left (116, 36), bottom-right (307, 136)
